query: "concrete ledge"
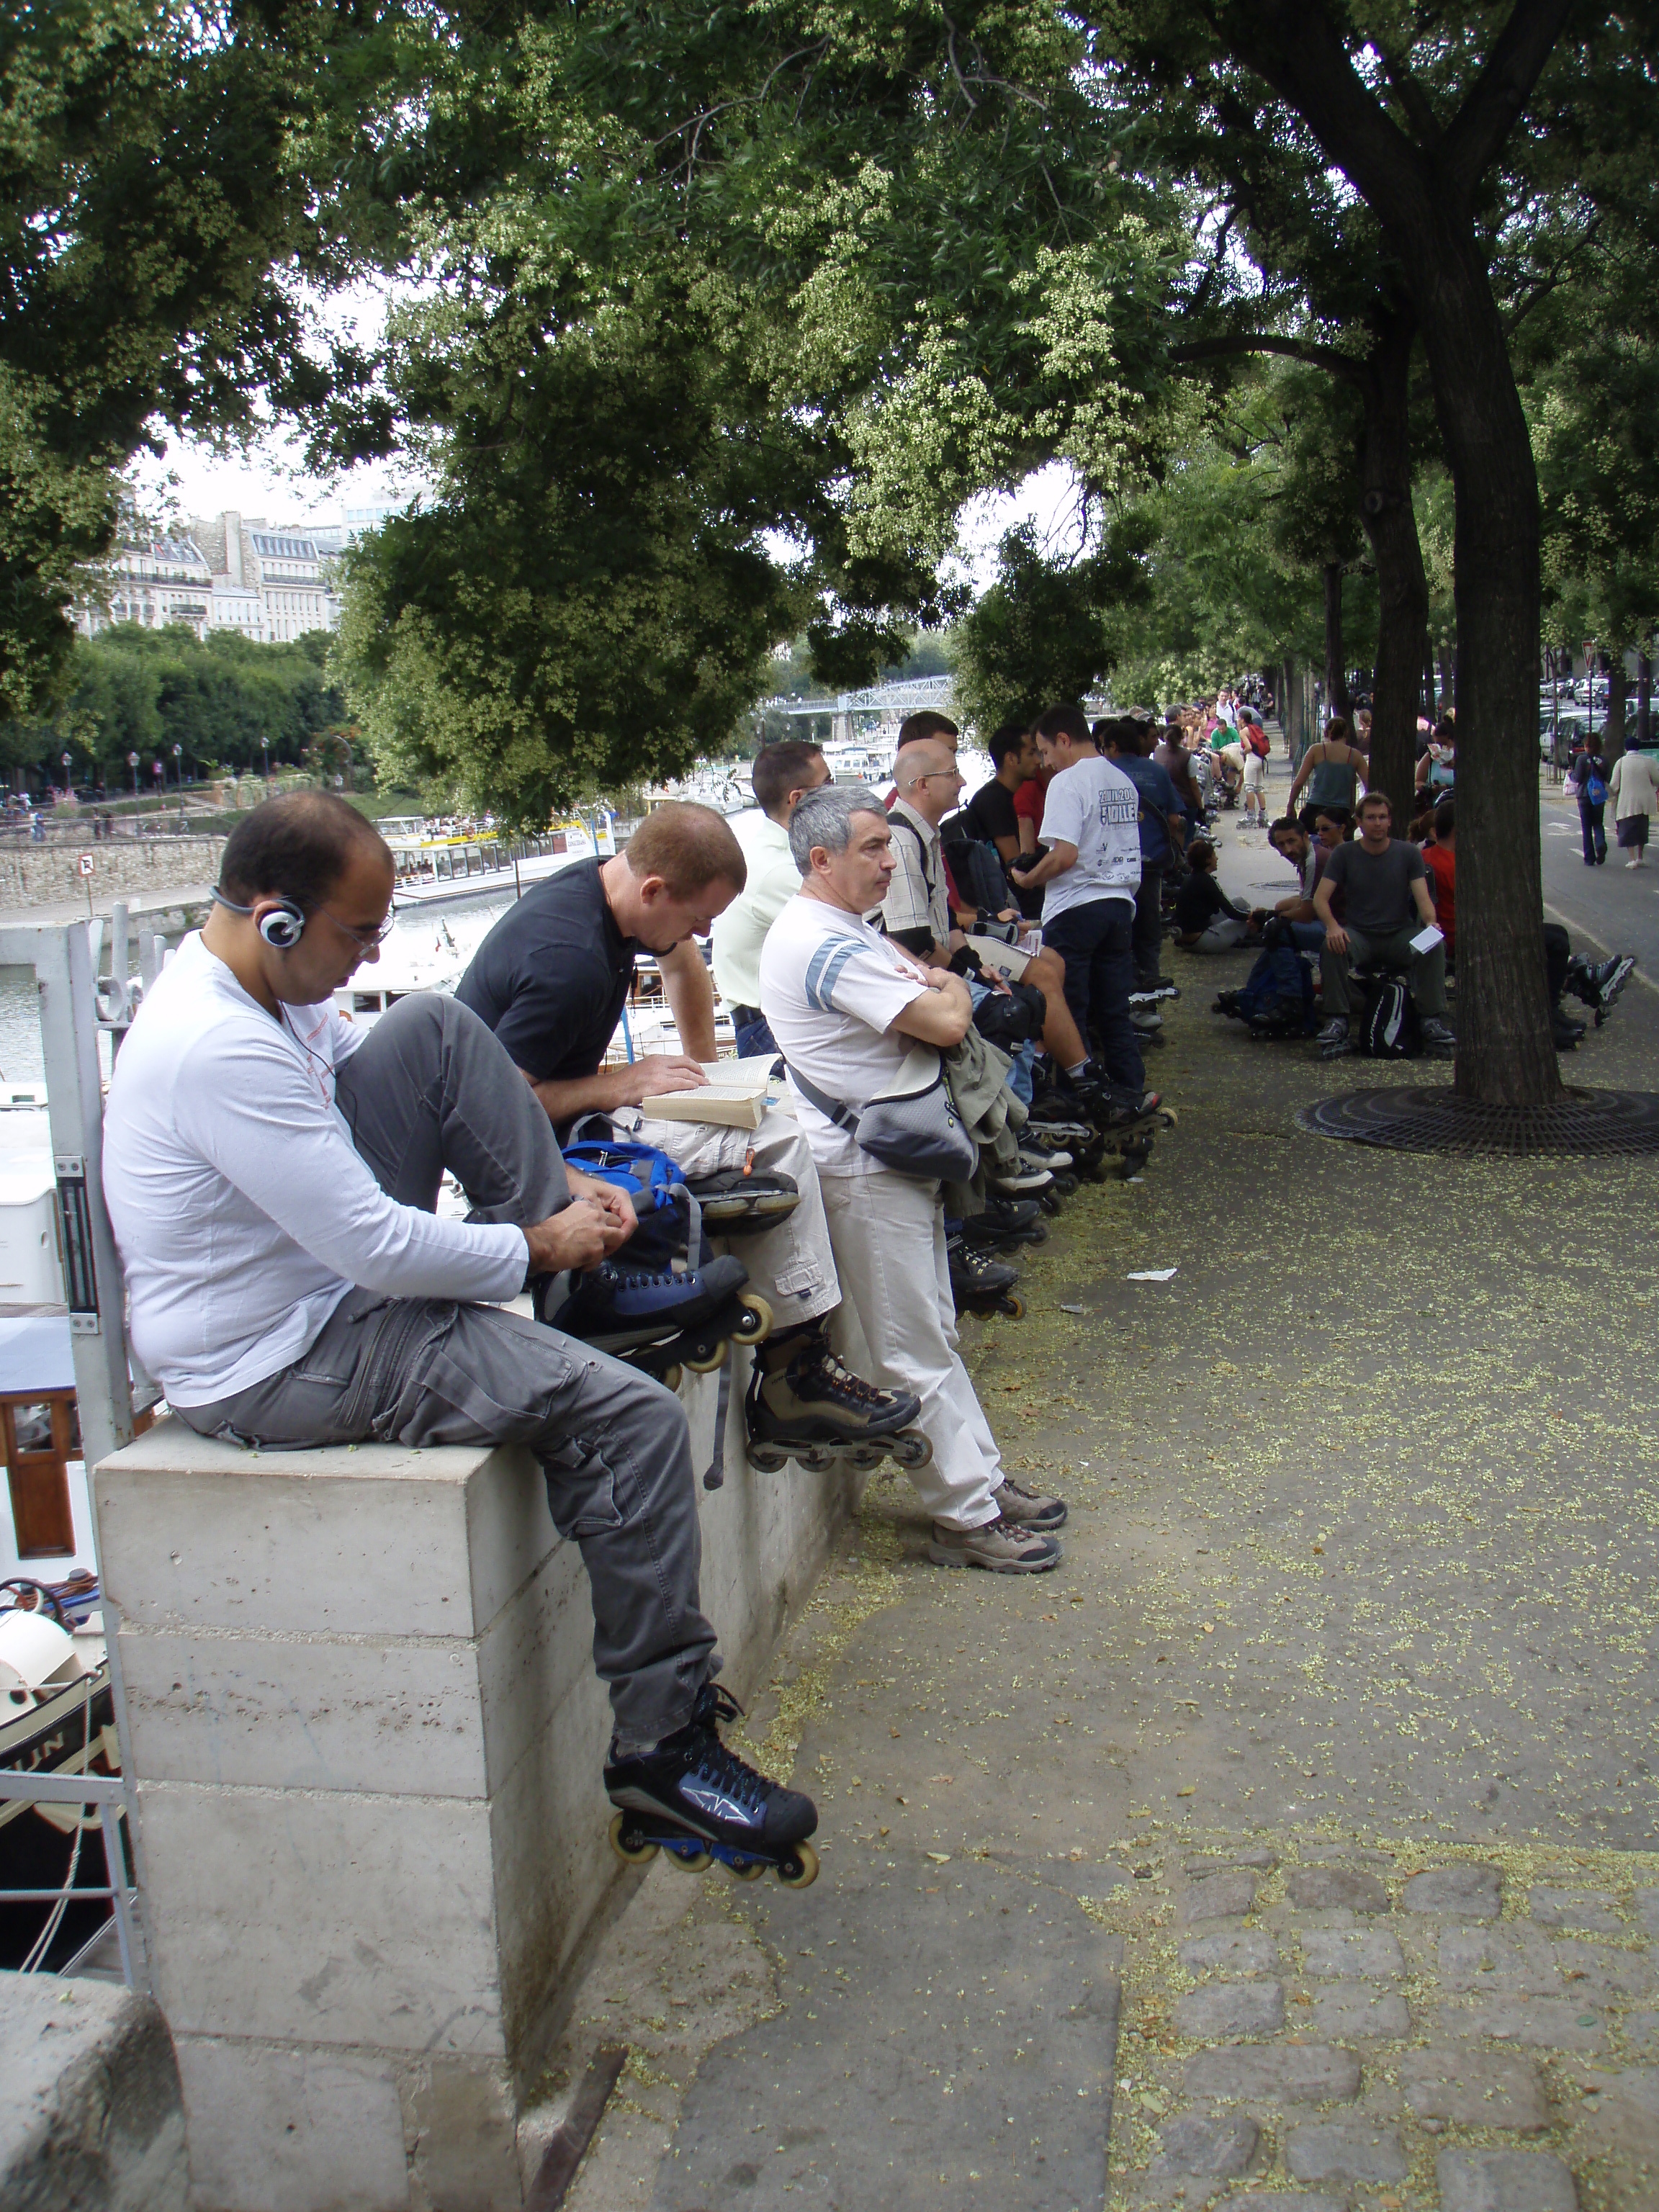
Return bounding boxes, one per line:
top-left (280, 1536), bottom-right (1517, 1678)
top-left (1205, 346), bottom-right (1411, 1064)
top-left (96, 1356), bottom-right (848, 2210)
top-left (1, 1970), bottom-right (188, 2212)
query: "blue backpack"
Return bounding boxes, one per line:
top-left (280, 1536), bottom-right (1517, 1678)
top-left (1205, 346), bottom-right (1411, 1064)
top-left (562, 1131), bottom-right (698, 1267)
top-left (1226, 944), bottom-right (1316, 1036)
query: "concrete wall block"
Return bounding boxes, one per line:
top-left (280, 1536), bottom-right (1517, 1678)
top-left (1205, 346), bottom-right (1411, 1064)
top-left (172, 2035), bottom-right (409, 2212)
top-left (398, 2057), bottom-right (521, 2212)
top-left (139, 1781), bottom-right (506, 2056)
top-left (117, 1626), bottom-right (489, 1798)
top-left (476, 1542), bottom-right (594, 1797)
top-left (484, 1668), bottom-right (619, 2066)
top-left (461, 1446), bottom-right (560, 1640)
top-left (98, 1424), bottom-right (490, 1637)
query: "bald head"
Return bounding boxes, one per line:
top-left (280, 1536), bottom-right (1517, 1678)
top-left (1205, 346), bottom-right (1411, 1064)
top-left (894, 739), bottom-right (962, 828)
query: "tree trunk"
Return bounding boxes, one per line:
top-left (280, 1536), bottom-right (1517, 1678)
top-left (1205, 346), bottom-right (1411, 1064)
top-left (1604, 652), bottom-right (1628, 769)
top-left (1640, 648), bottom-right (1652, 748)
top-left (1356, 307), bottom-right (1429, 829)
top-left (1323, 563), bottom-right (1351, 723)
top-left (1283, 657), bottom-right (1307, 761)
top-left (1437, 645), bottom-right (1454, 720)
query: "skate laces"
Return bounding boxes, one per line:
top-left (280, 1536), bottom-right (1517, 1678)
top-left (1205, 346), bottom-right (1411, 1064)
top-left (794, 1345), bottom-right (894, 1410)
top-left (598, 1259), bottom-right (692, 1292)
top-left (685, 1686), bottom-right (770, 1813)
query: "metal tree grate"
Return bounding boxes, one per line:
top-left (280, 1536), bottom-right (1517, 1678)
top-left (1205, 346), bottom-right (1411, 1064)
top-left (1296, 1086), bottom-right (1659, 1158)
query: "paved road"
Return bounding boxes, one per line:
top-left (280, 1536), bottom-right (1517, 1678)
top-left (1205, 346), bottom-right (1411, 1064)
top-left (534, 860), bottom-right (1659, 2212)
top-left (1539, 785), bottom-right (1659, 997)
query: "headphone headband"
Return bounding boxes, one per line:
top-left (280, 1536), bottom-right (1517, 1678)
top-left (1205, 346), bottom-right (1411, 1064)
top-left (212, 887), bottom-right (305, 951)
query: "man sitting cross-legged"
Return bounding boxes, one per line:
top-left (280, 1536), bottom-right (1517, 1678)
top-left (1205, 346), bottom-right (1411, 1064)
top-left (760, 784), bottom-right (1066, 1573)
top-left (1313, 791), bottom-right (1455, 1056)
top-left (102, 791), bottom-right (817, 1874)
top-left (456, 800), bottom-right (920, 1463)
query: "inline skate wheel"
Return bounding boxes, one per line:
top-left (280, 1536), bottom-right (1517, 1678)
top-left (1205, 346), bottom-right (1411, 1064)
top-left (745, 1441), bottom-right (791, 1474)
top-left (775, 1840), bottom-right (819, 1889)
top-left (730, 1293), bottom-right (772, 1346)
top-left (727, 1857), bottom-right (767, 1882)
top-left (660, 1364), bottom-right (683, 1394)
top-left (1038, 1189), bottom-right (1064, 1215)
top-left (608, 1812), bottom-right (659, 1868)
top-left (682, 1336), bottom-right (728, 1375)
top-left (663, 1839), bottom-right (712, 1872)
top-left (848, 1443), bottom-right (889, 1471)
top-left (998, 1293), bottom-right (1025, 1319)
top-left (889, 1431), bottom-right (934, 1471)
top-left (796, 1444), bottom-right (837, 1474)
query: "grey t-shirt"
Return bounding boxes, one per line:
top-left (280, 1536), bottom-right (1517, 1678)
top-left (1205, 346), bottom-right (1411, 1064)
top-left (1322, 837), bottom-right (1426, 935)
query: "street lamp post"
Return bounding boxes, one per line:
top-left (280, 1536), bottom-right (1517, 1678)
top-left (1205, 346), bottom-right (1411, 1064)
top-left (261, 738), bottom-right (270, 795)
top-left (128, 750), bottom-right (139, 805)
top-left (60, 749), bottom-right (71, 800)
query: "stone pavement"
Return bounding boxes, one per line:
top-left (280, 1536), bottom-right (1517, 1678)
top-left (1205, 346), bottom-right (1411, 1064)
top-left (530, 822), bottom-right (1658, 2212)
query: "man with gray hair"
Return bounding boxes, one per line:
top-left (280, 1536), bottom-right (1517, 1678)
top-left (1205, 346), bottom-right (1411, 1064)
top-left (759, 785), bottom-right (1065, 1573)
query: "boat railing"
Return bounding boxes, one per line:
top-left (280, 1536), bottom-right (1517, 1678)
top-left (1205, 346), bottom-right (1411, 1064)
top-left (0, 913), bottom-right (149, 1984)
top-left (0, 1769), bottom-right (139, 1983)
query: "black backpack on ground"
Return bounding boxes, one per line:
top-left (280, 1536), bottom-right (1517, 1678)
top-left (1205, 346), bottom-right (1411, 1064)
top-left (1358, 971), bottom-right (1420, 1058)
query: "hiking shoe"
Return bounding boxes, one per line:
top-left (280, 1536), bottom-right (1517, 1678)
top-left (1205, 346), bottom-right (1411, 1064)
top-left (989, 1160), bottom-right (1054, 1195)
top-left (927, 1514), bottom-right (1062, 1573)
top-left (1420, 1017), bottom-right (1457, 1048)
top-left (961, 1196), bottom-right (1043, 1244)
top-left (993, 1476), bottom-right (1068, 1531)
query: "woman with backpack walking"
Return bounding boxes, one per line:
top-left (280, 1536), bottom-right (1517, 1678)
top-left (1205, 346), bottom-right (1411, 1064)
top-left (1565, 737), bottom-right (1609, 866)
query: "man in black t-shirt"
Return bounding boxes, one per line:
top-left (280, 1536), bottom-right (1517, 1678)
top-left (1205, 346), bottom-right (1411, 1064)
top-left (458, 803), bottom-right (920, 1454)
top-left (963, 724), bottom-right (1042, 920)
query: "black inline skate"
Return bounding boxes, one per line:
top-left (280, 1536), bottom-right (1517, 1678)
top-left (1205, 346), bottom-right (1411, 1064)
top-left (544, 1254), bottom-right (771, 1385)
top-left (947, 1233), bottom-right (1025, 1318)
top-left (744, 1322), bottom-right (931, 1475)
top-left (606, 1683), bottom-right (819, 1887)
top-left (959, 1195), bottom-right (1048, 1249)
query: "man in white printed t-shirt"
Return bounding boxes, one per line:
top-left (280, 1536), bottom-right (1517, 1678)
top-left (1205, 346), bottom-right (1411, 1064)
top-left (760, 783), bottom-right (1066, 1573)
top-left (1010, 703), bottom-right (1149, 1110)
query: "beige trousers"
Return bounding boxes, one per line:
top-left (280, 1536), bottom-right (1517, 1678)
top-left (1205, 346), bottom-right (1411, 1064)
top-left (818, 1166), bottom-right (1004, 1531)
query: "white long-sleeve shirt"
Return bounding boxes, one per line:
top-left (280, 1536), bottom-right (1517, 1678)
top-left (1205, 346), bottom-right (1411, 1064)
top-left (103, 934), bottom-right (528, 1405)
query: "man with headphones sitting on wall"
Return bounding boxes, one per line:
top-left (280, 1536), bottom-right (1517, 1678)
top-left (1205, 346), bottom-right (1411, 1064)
top-left (102, 791), bottom-right (819, 1876)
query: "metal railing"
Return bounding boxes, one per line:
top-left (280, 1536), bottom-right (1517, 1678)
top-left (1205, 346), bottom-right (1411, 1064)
top-left (0, 912), bottom-right (149, 1986)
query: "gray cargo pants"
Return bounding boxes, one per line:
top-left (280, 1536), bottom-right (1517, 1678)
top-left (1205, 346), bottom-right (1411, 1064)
top-left (172, 992), bottom-right (716, 1754)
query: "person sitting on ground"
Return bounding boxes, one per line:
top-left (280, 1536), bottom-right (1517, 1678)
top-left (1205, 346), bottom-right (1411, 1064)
top-left (1172, 840), bottom-right (1256, 950)
top-left (1610, 741), bottom-right (1659, 869)
top-left (710, 739), bottom-right (832, 1057)
top-left (758, 783), bottom-right (1066, 1573)
top-left (1266, 817), bottom-right (1339, 953)
top-left (102, 792), bottom-right (817, 1869)
top-left (1421, 799), bottom-right (1457, 958)
top-left (457, 800), bottom-right (918, 1456)
top-left (1287, 716), bottom-right (1369, 830)
top-left (1313, 791), bottom-right (1455, 1055)
top-left (883, 739), bottom-right (1100, 1108)
top-left (1009, 706), bottom-right (1152, 1117)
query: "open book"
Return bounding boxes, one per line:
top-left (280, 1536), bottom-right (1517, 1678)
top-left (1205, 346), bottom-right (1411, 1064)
top-left (639, 1055), bottom-right (779, 1131)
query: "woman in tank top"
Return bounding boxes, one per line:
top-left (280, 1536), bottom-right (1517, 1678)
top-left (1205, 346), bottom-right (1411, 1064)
top-left (1288, 716), bottom-right (1368, 827)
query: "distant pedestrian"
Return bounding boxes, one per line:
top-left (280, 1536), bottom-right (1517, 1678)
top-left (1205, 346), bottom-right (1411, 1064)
top-left (1610, 745), bottom-right (1659, 869)
top-left (1565, 739), bottom-right (1609, 866)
